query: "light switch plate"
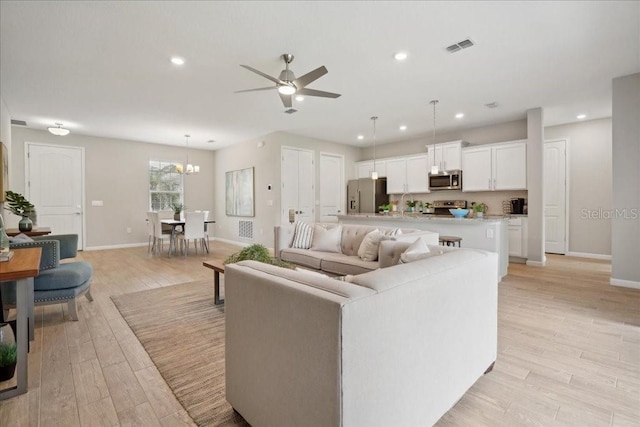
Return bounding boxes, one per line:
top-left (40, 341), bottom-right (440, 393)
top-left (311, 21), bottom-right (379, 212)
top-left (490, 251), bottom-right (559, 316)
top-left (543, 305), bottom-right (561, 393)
top-left (91, 200), bottom-right (104, 207)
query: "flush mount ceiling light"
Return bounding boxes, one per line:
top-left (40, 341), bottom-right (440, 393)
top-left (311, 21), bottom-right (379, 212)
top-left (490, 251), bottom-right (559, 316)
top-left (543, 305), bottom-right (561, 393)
top-left (394, 52), bottom-right (408, 61)
top-left (399, 125), bottom-right (407, 131)
top-left (170, 57), bottom-right (185, 65)
top-left (577, 114), bottom-right (586, 119)
top-left (48, 123), bottom-right (70, 136)
top-left (371, 116), bottom-right (379, 180)
top-left (176, 134), bottom-right (199, 175)
top-left (455, 113), bottom-right (464, 119)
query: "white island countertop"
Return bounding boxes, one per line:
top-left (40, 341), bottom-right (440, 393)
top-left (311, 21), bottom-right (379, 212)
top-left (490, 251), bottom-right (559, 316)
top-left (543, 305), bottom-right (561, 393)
top-left (338, 214), bottom-right (509, 279)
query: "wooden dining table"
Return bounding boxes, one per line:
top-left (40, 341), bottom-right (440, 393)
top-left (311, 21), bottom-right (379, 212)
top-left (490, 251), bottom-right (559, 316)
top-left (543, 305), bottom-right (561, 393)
top-left (160, 219), bottom-right (215, 257)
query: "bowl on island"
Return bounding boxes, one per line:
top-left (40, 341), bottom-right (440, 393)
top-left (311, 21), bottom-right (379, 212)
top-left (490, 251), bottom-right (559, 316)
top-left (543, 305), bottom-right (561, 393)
top-left (449, 208), bottom-right (470, 218)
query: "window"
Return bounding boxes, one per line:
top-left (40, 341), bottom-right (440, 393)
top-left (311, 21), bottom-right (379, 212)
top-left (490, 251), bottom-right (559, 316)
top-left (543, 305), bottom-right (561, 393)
top-left (149, 160), bottom-right (183, 210)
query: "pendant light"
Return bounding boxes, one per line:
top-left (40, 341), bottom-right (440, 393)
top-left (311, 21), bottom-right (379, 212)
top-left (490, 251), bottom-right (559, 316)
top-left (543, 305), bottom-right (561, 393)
top-left (47, 122), bottom-right (70, 136)
top-left (371, 116), bottom-right (379, 180)
top-left (429, 100), bottom-right (439, 175)
top-left (176, 134), bottom-right (199, 175)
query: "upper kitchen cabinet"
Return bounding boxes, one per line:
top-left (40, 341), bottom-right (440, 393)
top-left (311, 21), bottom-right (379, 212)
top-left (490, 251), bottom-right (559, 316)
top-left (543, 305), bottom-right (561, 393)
top-left (427, 140), bottom-right (468, 172)
top-left (386, 155), bottom-right (429, 194)
top-left (462, 140), bottom-right (527, 192)
top-left (356, 160), bottom-right (386, 179)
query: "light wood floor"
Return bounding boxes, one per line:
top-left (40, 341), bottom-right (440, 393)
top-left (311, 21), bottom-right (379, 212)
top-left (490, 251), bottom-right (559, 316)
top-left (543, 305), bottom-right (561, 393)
top-left (1, 244), bottom-right (639, 426)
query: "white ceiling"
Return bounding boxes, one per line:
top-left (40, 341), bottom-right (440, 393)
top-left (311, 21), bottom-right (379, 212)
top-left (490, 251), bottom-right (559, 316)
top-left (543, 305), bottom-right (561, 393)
top-left (1, 1), bottom-right (638, 150)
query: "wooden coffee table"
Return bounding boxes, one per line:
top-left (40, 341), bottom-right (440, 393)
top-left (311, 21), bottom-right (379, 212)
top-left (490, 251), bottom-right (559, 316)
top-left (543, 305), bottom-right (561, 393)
top-left (202, 259), bottom-right (225, 305)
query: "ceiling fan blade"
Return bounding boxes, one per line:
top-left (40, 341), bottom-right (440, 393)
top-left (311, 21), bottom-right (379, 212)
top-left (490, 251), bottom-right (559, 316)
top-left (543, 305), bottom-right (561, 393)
top-left (296, 88), bottom-right (341, 98)
top-left (293, 66), bottom-right (328, 89)
top-left (279, 92), bottom-right (292, 108)
top-left (235, 86), bottom-right (277, 93)
top-left (240, 65), bottom-right (282, 84)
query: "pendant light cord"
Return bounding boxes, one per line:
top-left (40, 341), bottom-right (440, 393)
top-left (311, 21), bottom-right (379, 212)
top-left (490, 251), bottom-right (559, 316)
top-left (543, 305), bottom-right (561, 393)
top-left (430, 100), bottom-right (438, 168)
top-left (371, 116), bottom-right (378, 173)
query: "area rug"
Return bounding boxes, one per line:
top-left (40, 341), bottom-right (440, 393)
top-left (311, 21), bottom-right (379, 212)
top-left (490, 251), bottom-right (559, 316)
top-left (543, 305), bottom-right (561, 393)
top-left (112, 281), bottom-right (248, 426)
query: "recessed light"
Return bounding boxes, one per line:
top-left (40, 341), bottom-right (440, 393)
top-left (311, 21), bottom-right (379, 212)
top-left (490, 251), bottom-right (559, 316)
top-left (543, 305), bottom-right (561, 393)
top-left (295, 95), bottom-right (304, 102)
top-left (207, 139), bottom-right (215, 143)
top-left (399, 125), bottom-right (407, 131)
top-left (170, 57), bottom-right (185, 65)
top-left (394, 52), bottom-right (408, 61)
top-left (577, 114), bottom-right (586, 119)
top-left (357, 135), bottom-right (364, 140)
top-left (455, 113), bottom-right (464, 119)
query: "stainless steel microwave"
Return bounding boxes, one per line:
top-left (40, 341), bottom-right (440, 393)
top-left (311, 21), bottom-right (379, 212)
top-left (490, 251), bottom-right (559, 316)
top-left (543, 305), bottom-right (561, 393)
top-left (428, 170), bottom-right (462, 191)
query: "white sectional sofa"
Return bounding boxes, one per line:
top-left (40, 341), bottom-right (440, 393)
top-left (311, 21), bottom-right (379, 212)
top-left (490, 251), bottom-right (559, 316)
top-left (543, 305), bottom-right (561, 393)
top-left (225, 241), bottom-right (499, 427)
top-left (274, 223), bottom-right (439, 275)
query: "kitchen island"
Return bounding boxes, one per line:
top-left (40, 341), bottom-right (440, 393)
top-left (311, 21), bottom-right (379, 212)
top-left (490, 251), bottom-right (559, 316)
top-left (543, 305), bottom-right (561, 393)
top-left (338, 214), bottom-right (509, 279)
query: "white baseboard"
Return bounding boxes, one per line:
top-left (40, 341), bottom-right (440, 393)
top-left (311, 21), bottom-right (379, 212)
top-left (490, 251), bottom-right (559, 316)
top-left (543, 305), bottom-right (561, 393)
top-left (566, 252), bottom-right (612, 261)
top-left (84, 242), bottom-right (148, 251)
top-left (526, 259), bottom-right (546, 267)
top-left (610, 278), bottom-right (640, 289)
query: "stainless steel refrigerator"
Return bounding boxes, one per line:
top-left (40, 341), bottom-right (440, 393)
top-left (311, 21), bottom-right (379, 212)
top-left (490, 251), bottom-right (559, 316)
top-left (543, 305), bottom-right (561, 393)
top-left (347, 178), bottom-right (389, 214)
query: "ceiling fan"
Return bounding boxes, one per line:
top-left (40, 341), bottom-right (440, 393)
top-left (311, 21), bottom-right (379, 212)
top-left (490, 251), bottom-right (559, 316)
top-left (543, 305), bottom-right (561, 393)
top-left (236, 54), bottom-right (341, 112)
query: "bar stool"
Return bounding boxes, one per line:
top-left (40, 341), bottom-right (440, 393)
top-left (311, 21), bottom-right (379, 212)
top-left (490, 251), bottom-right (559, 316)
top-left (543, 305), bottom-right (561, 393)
top-left (439, 236), bottom-right (462, 247)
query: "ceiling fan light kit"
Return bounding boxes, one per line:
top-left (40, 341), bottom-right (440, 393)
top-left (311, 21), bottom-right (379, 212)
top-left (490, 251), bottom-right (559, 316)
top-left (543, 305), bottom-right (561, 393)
top-left (48, 122), bottom-right (70, 136)
top-left (237, 53), bottom-right (341, 112)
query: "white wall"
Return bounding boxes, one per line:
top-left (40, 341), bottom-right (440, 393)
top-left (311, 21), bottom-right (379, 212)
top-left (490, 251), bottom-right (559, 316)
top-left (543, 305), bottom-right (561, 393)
top-left (611, 73), bottom-right (640, 287)
top-left (0, 97), bottom-right (10, 215)
top-left (10, 127), bottom-right (215, 248)
top-left (526, 108), bottom-right (544, 265)
top-left (212, 131), bottom-right (359, 247)
top-left (546, 118), bottom-right (612, 256)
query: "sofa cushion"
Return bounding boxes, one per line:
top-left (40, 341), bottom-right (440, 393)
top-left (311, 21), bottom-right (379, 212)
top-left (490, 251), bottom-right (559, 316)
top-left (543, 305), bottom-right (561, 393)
top-left (292, 221), bottom-right (314, 249)
top-left (357, 229), bottom-right (384, 262)
top-left (320, 253), bottom-right (379, 276)
top-left (280, 248), bottom-right (325, 270)
top-left (399, 237), bottom-right (431, 263)
top-left (311, 224), bottom-right (342, 253)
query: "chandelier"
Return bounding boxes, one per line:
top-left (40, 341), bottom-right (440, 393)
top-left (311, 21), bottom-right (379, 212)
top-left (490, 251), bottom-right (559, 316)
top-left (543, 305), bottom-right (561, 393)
top-left (176, 134), bottom-right (199, 175)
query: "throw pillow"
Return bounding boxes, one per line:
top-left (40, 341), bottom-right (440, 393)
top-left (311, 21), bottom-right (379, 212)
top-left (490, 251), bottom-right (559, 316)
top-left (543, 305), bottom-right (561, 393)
top-left (357, 229), bottom-right (384, 262)
top-left (291, 221), bottom-right (314, 249)
top-left (399, 237), bottom-right (431, 263)
top-left (10, 233), bottom-right (34, 243)
top-left (310, 224), bottom-right (342, 253)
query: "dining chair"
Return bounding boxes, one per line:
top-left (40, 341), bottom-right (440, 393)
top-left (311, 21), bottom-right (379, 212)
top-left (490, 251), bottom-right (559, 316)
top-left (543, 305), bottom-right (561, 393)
top-left (177, 211), bottom-right (207, 256)
top-left (202, 210), bottom-right (211, 251)
top-left (149, 211), bottom-right (170, 255)
top-left (146, 211), bottom-right (155, 252)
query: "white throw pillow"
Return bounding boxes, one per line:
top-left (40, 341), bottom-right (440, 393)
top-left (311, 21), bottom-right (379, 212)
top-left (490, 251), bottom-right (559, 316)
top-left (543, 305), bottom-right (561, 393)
top-left (399, 237), bottom-right (431, 263)
top-left (357, 229), bottom-right (384, 262)
top-left (291, 221), bottom-right (314, 249)
top-left (310, 224), bottom-right (342, 253)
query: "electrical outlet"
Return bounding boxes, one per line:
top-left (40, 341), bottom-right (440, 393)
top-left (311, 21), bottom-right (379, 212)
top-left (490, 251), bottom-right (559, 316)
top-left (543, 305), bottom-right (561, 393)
top-left (126, 227), bottom-right (131, 234)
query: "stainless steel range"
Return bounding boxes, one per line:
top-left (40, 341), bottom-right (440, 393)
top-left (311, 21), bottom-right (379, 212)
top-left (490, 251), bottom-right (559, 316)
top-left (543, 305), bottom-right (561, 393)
top-left (432, 200), bottom-right (467, 215)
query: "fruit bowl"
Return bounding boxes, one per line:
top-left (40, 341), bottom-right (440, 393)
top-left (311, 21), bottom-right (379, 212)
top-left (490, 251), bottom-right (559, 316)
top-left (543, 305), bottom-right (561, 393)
top-left (449, 208), bottom-right (470, 218)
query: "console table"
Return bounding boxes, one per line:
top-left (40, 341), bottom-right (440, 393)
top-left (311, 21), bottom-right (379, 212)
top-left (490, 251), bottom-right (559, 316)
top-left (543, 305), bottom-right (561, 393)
top-left (0, 247), bottom-right (41, 400)
top-left (203, 259), bottom-right (225, 305)
top-left (6, 227), bottom-right (52, 237)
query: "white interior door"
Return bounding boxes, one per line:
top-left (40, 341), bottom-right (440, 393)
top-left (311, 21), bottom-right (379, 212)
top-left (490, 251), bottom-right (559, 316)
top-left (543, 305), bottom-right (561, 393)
top-left (26, 143), bottom-right (84, 250)
top-left (544, 140), bottom-right (567, 254)
top-left (281, 147), bottom-right (314, 225)
top-left (319, 153), bottom-right (344, 222)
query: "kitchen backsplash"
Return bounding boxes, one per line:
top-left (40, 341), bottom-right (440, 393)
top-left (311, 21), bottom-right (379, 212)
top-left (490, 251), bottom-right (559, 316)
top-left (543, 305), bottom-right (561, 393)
top-left (390, 190), bottom-right (528, 215)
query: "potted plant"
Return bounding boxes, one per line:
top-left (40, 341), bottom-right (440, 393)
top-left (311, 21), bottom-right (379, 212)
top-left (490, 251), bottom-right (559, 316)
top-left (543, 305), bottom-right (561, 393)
top-left (405, 200), bottom-right (417, 212)
top-left (170, 202), bottom-right (184, 220)
top-left (4, 191), bottom-right (36, 231)
top-left (0, 323), bottom-right (17, 382)
top-left (224, 243), bottom-right (294, 269)
top-left (471, 202), bottom-right (487, 218)
top-left (424, 202), bottom-right (435, 214)
top-left (378, 203), bottom-right (391, 213)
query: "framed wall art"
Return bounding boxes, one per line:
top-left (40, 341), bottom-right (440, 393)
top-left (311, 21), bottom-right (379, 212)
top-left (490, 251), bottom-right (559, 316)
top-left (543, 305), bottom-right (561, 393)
top-left (225, 167), bottom-right (254, 217)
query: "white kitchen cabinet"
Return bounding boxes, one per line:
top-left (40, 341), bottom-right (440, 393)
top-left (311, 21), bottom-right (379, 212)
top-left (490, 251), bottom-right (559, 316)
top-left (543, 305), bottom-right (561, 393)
top-left (356, 160), bottom-right (386, 179)
top-left (429, 140), bottom-right (465, 171)
top-left (385, 155), bottom-right (429, 194)
top-left (508, 216), bottom-right (528, 258)
top-left (462, 140), bottom-right (527, 192)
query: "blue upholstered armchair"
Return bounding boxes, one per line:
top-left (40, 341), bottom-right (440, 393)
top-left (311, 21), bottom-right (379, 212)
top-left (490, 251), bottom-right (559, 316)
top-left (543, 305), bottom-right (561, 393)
top-left (1, 234), bottom-right (93, 321)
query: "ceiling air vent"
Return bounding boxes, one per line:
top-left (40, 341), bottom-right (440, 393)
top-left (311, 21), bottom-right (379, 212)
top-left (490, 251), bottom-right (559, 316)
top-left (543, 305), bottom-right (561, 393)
top-left (11, 119), bottom-right (27, 126)
top-left (484, 102), bottom-right (499, 109)
top-left (445, 38), bottom-right (475, 54)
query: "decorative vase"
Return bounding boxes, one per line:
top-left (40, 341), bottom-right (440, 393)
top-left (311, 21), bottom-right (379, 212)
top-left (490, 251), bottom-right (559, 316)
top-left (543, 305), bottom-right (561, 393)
top-left (476, 212), bottom-right (484, 218)
top-left (174, 213), bottom-right (180, 221)
top-left (0, 322), bottom-right (17, 382)
top-left (18, 216), bottom-right (33, 232)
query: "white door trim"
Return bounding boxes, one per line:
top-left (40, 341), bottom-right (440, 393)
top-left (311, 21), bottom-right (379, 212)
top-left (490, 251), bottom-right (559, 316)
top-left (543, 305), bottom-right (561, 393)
top-left (24, 142), bottom-right (86, 250)
top-left (544, 138), bottom-right (570, 254)
top-left (319, 151), bottom-right (345, 221)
